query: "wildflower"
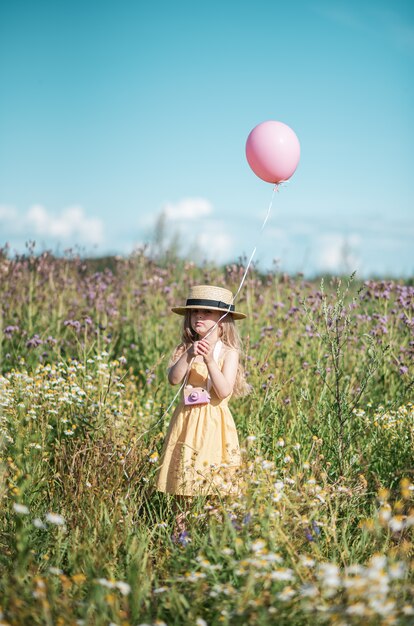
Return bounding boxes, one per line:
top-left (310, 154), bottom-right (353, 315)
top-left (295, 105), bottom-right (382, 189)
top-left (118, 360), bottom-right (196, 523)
top-left (318, 563), bottom-right (341, 590)
top-left (369, 554), bottom-right (387, 571)
top-left (373, 598), bottom-right (396, 615)
top-left (400, 477), bottom-right (412, 498)
top-left (33, 518), bottom-right (46, 529)
top-left (389, 515), bottom-right (404, 532)
top-left (299, 583), bottom-right (318, 598)
top-left (402, 605), bottom-right (414, 616)
top-left (13, 503), bottom-right (29, 515)
top-left (251, 539), bottom-right (266, 553)
top-left (389, 562), bottom-right (406, 579)
top-left (346, 603), bottom-right (367, 616)
top-left (277, 586), bottom-right (296, 601)
top-left (270, 568), bottom-right (294, 581)
top-left (96, 577), bottom-right (114, 588)
top-left (379, 504), bottom-right (392, 523)
top-left (177, 530), bottom-right (191, 547)
top-left (4, 325), bottom-right (19, 337)
top-left (261, 459), bottom-right (273, 469)
top-left (64, 320), bottom-right (81, 332)
top-left (115, 581), bottom-right (131, 596)
top-left (45, 512), bottom-right (66, 526)
top-left (72, 573), bottom-right (87, 584)
top-left (26, 334), bottom-right (43, 348)
top-left (299, 555), bottom-right (315, 568)
top-left (179, 571), bottom-right (206, 582)
top-left (196, 619), bottom-right (208, 626)
top-left (277, 438), bottom-right (285, 447)
top-left (378, 488), bottom-right (390, 502)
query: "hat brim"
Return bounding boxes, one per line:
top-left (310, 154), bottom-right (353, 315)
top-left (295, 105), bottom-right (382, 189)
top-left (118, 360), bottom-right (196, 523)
top-left (171, 305), bottom-right (246, 320)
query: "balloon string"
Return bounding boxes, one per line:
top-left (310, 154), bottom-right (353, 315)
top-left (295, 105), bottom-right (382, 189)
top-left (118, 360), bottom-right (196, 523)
top-left (230, 182), bottom-right (278, 305)
top-left (130, 183), bottom-right (280, 451)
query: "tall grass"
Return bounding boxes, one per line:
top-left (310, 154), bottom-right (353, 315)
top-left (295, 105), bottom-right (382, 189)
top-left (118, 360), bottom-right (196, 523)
top-left (0, 246), bottom-right (413, 625)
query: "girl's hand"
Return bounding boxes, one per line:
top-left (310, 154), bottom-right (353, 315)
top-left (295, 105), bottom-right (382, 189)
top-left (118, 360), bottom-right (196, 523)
top-left (192, 339), bottom-right (213, 362)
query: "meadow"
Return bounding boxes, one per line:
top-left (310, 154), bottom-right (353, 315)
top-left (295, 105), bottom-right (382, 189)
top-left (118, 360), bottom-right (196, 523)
top-left (0, 245), bottom-right (413, 625)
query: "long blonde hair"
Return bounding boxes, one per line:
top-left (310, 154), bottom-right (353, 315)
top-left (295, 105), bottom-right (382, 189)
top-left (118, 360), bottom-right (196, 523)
top-left (170, 311), bottom-right (251, 398)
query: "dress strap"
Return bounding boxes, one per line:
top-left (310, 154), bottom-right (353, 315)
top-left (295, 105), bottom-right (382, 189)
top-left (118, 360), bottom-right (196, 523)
top-left (206, 340), bottom-right (223, 391)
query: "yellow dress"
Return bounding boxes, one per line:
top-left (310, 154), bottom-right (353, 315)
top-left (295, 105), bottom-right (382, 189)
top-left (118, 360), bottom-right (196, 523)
top-left (155, 357), bottom-right (241, 496)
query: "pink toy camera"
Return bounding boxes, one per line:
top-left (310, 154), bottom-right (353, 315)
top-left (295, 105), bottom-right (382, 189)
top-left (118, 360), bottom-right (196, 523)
top-left (184, 386), bottom-right (211, 406)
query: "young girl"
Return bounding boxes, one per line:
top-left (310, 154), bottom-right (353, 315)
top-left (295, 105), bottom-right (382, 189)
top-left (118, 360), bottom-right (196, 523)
top-left (155, 284), bottom-right (249, 516)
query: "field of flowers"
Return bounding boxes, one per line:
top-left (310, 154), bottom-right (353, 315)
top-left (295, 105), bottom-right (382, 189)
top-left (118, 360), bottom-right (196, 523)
top-left (0, 245), bottom-right (413, 625)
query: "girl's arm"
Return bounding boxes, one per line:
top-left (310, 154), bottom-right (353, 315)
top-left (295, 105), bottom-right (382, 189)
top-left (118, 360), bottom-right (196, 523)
top-left (167, 344), bottom-right (194, 385)
top-left (204, 347), bottom-right (239, 400)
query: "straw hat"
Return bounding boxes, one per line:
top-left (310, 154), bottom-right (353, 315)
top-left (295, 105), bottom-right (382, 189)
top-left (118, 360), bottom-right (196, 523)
top-left (171, 285), bottom-right (246, 320)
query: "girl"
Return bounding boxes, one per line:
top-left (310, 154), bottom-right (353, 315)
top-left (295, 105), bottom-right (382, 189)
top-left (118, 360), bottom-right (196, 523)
top-left (155, 284), bottom-right (249, 530)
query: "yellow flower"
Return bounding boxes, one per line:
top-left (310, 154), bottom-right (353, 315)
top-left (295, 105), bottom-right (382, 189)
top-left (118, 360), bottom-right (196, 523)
top-left (400, 478), bottom-right (412, 499)
top-left (378, 488), bottom-right (390, 502)
top-left (359, 518), bottom-right (375, 532)
top-left (71, 573), bottom-right (87, 585)
top-left (105, 593), bottom-right (116, 605)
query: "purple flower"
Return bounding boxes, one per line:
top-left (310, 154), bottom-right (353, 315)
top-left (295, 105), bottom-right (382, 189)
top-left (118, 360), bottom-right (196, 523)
top-left (242, 513), bottom-right (252, 525)
top-left (177, 530), bottom-right (191, 547)
top-left (304, 521), bottom-right (321, 542)
top-left (26, 334), bottom-right (43, 348)
top-left (4, 325), bottom-right (19, 337)
top-left (64, 319), bottom-right (81, 332)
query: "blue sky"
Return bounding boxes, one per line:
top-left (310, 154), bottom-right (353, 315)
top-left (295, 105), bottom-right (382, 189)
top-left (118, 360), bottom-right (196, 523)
top-left (0, 0), bottom-right (413, 277)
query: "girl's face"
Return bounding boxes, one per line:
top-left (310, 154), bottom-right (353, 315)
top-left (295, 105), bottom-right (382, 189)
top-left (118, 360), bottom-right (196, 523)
top-left (190, 308), bottom-right (221, 337)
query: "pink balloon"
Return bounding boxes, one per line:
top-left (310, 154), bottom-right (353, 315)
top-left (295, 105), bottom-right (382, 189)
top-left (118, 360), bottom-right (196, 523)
top-left (246, 120), bottom-right (300, 183)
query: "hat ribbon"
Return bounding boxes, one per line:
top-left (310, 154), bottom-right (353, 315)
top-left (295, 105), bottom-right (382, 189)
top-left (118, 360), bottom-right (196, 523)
top-left (186, 298), bottom-right (235, 312)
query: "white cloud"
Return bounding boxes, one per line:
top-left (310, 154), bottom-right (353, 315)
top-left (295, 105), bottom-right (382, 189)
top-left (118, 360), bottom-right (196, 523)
top-left (0, 204), bottom-right (105, 249)
top-left (315, 233), bottom-right (361, 273)
top-left (144, 197), bottom-right (234, 263)
top-left (163, 197), bottom-right (213, 220)
top-left (196, 226), bottom-right (233, 263)
top-left (0, 205), bottom-right (18, 221)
